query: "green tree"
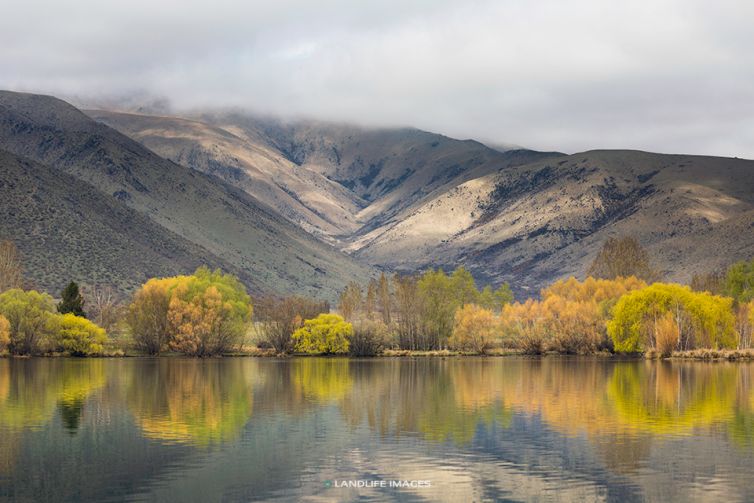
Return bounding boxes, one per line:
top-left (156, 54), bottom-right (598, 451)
top-left (588, 236), bottom-right (657, 282)
top-left (58, 281), bottom-right (86, 317)
top-left (417, 268), bottom-right (455, 349)
top-left (450, 267), bottom-right (479, 307)
top-left (0, 289), bottom-right (57, 354)
top-left (723, 259), bottom-right (754, 304)
top-left (478, 284), bottom-right (514, 312)
top-left (53, 313), bottom-right (108, 356)
top-left (292, 313), bottom-right (352, 354)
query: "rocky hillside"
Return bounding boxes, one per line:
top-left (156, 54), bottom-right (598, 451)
top-left (350, 150), bottom-right (754, 294)
top-left (0, 149), bottom-right (236, 293)
top-left (0, 91), bottom-right (375, 299)
top-left (86, 110), bottom-right (367, 239)
top-left (91, 110), bottom-right (560, 239)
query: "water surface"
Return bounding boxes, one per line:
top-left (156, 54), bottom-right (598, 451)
top-left (1, 357), bottom-right (753, 502)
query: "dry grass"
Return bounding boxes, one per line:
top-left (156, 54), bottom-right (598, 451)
top-left (670, 348), bottom-right (754, 360)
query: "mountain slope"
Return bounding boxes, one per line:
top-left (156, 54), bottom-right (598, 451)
top-left (85, 110), bottom-right (366, 238)
top-left (0, 91), bottom-right (374, 299)
top-left (0, 149), bottom-right (245, 293)
top-left (195, 113), bottom-right (563, 233)
top-left (351, 150), bottom-right (754, 294)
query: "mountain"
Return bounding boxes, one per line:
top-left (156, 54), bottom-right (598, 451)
top-left (87, 110), bottom-right (561, 239)
top-left (5, 90), bottom-right (750, 299)
top-left (81, 106), bottom-right (754, 296)
top-left (0, 91), bottom-right (374, 299)
top-left (350, 150), bottom-right (754, 294)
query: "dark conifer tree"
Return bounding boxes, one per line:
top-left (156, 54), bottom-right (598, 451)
top-left (58, 281), bottom-right (86, 317)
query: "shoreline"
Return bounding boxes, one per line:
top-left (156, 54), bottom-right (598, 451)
top-left (4, 349), bottom-right (754, 360)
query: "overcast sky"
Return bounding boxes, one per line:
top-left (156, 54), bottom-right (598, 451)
top-left (1, 0), bottom-right (753, 157)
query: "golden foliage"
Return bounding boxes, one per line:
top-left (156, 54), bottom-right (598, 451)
top-left (450, 304), bottom-right (499, 354)
top-left (500, 277), bottom-right (646, 354)
top-left (127, 267), bottom-right (252, 356)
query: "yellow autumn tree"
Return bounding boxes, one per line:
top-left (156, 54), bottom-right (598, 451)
top-left (500, 277), bottom-right (647, 354)
top-left (127, 267), bottom-right (252, 356)
top-left (450, 304), bottom-right (499, 354)
top-left (127, 278), bottom-right (173, 355)
top-left (500, 299), bottom-right (549, 354)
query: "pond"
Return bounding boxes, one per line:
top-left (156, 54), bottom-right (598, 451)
top-left (1, 357), bottom-right (753, 502)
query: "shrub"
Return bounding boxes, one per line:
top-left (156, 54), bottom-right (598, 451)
top-left (349, 320), bottom-right (389, 356)
top-left (54, 313), bottom-right (108, 356)
top-left (0, 289), bottom-right (57, 354)
top-left (293, 313), bottom-right (352, 354)
top-left (166, 268), bottom-right (252, 356)
top-left (450, 304), bottom-right (498, 354)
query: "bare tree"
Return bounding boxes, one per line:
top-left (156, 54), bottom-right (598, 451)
top-left (338, 282), bottom-right (363, 321)
top-left (253, 295), bottom-right (329, 353)
top-left (378, 272), bottom-right (392, 324)
top-left (0, 240), bottom-right (23, 293)
top-left (87, 285), bottom-right (123, 332)
top-left (587, 236), bottom-right (657, 282)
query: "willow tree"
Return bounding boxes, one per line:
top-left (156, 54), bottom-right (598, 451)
top-left (608, 283), bottom-right (737, 352)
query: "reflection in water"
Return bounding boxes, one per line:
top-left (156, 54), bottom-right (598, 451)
top-left (125, 359), bottom-right (253, 445)
top-left (1, 357), bottom-right (754, 501)
top-left (0, 359), bottom-right (106, 432)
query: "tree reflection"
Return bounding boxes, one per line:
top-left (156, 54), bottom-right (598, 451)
top-left (338, 359), bottom-right (512, 445)
top-left (125, 359), bottom-right (253, 446)
top-left (607, 361), bottom-right (738, 434)
top-left (0, 360), bottom-right (107, 475)
top-left (0, 360), bottom-right (106, 433)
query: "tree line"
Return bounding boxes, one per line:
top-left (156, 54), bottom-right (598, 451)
top-left (0, 237), bottom-right (753, 357)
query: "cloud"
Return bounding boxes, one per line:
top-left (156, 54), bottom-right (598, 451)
top-left (1, 0), bottom-right (752, 157)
